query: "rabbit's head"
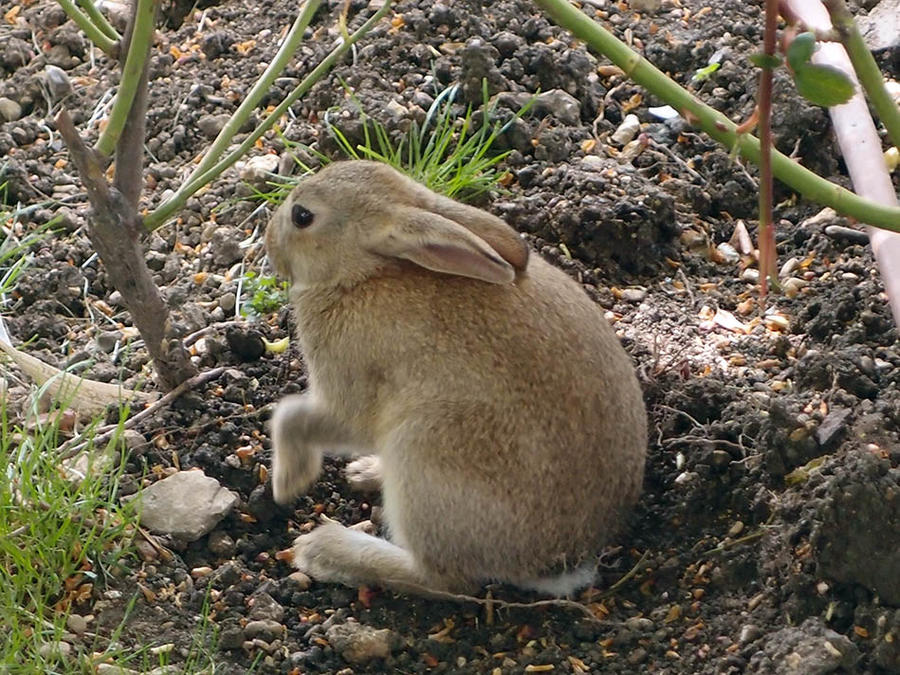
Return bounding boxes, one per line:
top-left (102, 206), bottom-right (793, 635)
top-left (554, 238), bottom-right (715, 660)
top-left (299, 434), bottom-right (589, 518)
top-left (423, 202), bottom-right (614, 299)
top-left (266, 161), bottom-right (529, 290)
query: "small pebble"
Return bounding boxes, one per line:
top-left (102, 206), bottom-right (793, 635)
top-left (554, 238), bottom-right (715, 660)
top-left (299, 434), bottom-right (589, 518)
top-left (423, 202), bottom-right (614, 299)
top-left (741, 268), bottom-right (760, 282)
top-left (244, 619), bottom-right (285, 642)
top-left (621, 287), bottom-right (647, 303)
top-left (738, 623), bottom-right (763, 645)
top-left (66, 613), bottom-right (87, 635)
top-left (611, 114), bottom-right (640, 145)
top-left (208, 530), bottom-right (236, 557)
top-left (727, 521), bottom-right (744, 537)
top-left (824, 224), bottom-right (868, 244)
top-left (674, 471), bottom-right (698, 485)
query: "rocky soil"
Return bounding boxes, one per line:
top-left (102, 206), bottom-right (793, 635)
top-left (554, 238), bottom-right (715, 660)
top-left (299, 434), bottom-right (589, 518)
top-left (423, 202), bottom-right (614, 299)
top-left (1, 0), bottom-right (899, 672)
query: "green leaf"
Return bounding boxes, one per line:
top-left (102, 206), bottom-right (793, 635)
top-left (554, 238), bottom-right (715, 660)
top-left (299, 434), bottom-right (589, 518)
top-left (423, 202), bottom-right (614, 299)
top-left (691, 62), bottom-right (721, 83)
top-left (787, 32), bottom-right (817, 70)
top-left (749, 52), bottom-right (782, 70)
top-left (793, 63), bottom-right (855, 107)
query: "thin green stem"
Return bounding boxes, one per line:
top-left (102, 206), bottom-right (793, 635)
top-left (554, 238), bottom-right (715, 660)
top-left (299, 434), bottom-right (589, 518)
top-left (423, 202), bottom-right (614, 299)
top-left (94, 0), bottom-right (155, 156)
top-left (55, 0), bottom-right (117, 56)
top-left (77, 0), bottom-right (121, 42)
top-left (144, 1), bottom-right (392, 230)
top-left (534, 0), bottom-right (900, 232)
top-left (823, 0), bottom-right (900, 149)
top-left (181, 0), bottom-right (322, 188)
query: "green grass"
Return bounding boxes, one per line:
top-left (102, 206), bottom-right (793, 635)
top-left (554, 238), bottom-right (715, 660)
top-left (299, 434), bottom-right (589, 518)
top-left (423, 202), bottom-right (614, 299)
top-left (323, 79), bottom-right (532, 200)
top-left (0, 400), bottom-right (136, 672)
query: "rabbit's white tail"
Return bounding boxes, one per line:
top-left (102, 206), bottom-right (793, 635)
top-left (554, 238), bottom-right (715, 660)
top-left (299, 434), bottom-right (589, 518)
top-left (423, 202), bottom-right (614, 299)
top-left (516, 564), bottom-right (597, 597)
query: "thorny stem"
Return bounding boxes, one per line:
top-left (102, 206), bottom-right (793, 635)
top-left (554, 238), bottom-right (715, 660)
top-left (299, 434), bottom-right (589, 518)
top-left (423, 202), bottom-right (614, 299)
top-left (144, 0), bottom-right (393, 230)
top-left (822, 0), bottom-right (900, 149)
top-left (533, 0), bottom-right (900, 232)
top-left (55, 0), bottom-right (118, 56)
top-left (94, 0), bottom-right (156, 156)
top-left (757, 0), bottom-right (779, 296)
top-left (76, 0), bottom-right (121, 42)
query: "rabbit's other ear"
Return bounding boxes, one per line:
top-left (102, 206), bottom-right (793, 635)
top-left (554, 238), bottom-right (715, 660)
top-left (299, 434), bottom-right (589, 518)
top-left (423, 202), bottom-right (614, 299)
top-left (369, 206), bottom-right (517, 284)
top-left (426, 194), bottom-right (530, 271)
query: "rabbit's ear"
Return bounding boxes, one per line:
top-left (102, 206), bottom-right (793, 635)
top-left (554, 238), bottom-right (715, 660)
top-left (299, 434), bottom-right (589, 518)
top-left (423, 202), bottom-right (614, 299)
top-left (370, 206), bottom-right (516, 284)
top-left (427, 195), bottom-right (530, 271)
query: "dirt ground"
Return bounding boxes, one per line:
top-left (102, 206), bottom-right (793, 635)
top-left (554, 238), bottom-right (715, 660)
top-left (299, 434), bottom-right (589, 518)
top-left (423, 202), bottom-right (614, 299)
top-left (2, 0), bottom-right (899, 672)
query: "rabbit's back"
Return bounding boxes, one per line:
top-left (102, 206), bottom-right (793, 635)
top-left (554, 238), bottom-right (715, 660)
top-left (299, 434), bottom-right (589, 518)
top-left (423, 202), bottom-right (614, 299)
top-left (291, 254), bottom-right (646, 581)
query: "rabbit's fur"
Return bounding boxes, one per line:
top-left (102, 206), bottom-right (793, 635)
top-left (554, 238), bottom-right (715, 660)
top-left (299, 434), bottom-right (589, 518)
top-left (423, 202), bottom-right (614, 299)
top-left (266, 160), bottom-right (647, 596)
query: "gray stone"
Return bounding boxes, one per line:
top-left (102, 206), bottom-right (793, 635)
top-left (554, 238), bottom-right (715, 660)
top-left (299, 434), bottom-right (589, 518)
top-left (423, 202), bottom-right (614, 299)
top-left (325, 619), bottom-right (397, 664)
top-left (534, 90), bottom-right (581, 126)
top-left (208, 530), bottom-right (235, 557)
top-left (45, 64), bottom-right (73, 99)
top-left (0, 98), bottom-right (22, 123)
top-left (210, 226), bottom-right (244, 267)
top-left (66, 613), bottom-right (87, 635)
top-left (248, 591), bottom-right (285, 622)
top-left (244, 619), bottom-right (285, 642)
top-left (824, 225), bottom-right (869, 245)
top-left (739, 623), bottom-right (763, 645)
top-left (749, 618), bottom-right (858, 674)
top-left (197, 113), bottom-right (231, 139)
top-left (218, 291), bottom-right (236, 314)
top-left (136, 470), bottom-right (239, 541)
top-left (815, 408), bottom-right (850, 450)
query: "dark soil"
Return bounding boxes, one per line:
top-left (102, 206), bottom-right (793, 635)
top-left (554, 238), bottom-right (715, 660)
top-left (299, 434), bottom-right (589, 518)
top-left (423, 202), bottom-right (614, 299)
top-left (2, 0), bottom-right (899, 672)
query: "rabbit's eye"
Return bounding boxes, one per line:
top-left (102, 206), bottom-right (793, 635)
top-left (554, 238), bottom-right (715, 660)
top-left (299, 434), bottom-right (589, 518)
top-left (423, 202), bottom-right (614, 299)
top-left (291, 204), bottom-right (314, 228)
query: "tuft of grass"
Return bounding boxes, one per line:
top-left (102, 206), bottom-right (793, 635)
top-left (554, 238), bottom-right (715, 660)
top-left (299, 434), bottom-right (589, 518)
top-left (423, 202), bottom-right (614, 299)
top-left (0, 399), bottom-right (138, 671)
top-left (254, 79), bottom-right (535, 205)
top-left (0, 200), bottom-right (55, 304)
top-left (324, 80), bottom-right (531, 200)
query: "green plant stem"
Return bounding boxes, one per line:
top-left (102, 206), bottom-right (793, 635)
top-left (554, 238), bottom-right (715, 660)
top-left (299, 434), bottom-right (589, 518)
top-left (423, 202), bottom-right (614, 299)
top-left (823, 0), bottom-right (900, 149)
top-left (94, 0), bottom-right (155, 156)
top-left (144, 1), bottom-right (392, 230)
top-left (55, 0), bottom-right (118, 56)
top-left (180, 0), bottom-right (322, 189)
top-left (758, 0), bottom-right (778, 293)
top-left (534, 0), bottom-right (900, 232)
top-left (77, 0), bottom-right (121, 42)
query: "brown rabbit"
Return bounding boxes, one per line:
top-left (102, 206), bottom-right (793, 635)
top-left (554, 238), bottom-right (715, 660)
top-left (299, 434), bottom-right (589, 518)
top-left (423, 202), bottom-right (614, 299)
top-left (266, 160), bottom-right (646, 596)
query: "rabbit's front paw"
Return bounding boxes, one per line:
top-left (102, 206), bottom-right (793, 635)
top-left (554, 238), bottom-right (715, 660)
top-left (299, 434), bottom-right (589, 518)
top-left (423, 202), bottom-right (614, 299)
top-left (271, 440), bottom-right (321, 504)
top-left (291, 521), bottom-right (355, 584)
top-left (345, 455), bottom-right (383, 493)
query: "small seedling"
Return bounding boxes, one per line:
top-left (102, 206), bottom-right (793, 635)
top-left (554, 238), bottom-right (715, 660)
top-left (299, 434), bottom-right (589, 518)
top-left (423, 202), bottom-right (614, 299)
top-left (240, 270), bottom-right (288, 319)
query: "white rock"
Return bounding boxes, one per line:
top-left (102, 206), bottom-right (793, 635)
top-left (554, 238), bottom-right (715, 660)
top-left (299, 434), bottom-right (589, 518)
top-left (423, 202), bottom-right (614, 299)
top-left (135, 470), bottom-right (239, 541)
top-left (238, 154), bottom-right (280, 188)
top-left (611, 114), bottom-right (640, 145)
top-left (385, 99), bottom-right (407, 118)
top-left (621, 287), bottom-right (647, 303)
